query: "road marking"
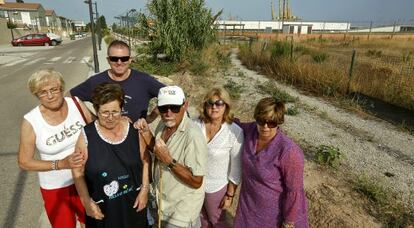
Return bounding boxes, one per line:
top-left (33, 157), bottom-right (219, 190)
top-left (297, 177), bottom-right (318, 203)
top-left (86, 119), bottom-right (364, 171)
top-left (24, 57), bottom-right (46, 65)
top-left (81, 56), bottom-right (91, 64)
top-left (4, 59), bottom-right (26, 67)
top-left (63, 57), bottom-right (77, 64)
top-left (44, 56), bottom-right (61, 64)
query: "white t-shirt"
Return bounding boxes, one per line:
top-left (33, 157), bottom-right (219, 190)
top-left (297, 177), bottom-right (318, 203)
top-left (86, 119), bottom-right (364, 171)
top-left (24, 97), bottom-right (86, 189)
top-left (193, 118), bottom-right (244, 193)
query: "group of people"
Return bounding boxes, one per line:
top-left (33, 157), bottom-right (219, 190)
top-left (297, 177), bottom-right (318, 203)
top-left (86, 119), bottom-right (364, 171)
top-left (18, 40), bottom-right (309, 228)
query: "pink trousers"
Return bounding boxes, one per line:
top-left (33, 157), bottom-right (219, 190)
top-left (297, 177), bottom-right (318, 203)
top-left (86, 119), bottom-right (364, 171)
top-left (200, 185), bottom-right (228, 228)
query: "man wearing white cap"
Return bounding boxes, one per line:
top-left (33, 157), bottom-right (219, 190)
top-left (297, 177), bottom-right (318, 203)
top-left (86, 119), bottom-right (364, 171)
top-left (137, 86), bottom-right (208, 228)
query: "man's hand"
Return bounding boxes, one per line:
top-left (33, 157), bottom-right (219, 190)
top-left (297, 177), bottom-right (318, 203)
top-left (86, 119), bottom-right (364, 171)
top-left (154, 138), bottom-right (173, 164)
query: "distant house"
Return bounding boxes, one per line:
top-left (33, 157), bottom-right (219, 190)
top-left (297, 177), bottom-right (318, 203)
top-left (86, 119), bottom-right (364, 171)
top-left (73, 19), bottom-right (86, 32)
top-left (0, 1), bottom-right (47, 32)
top-left (59, 16), bottom-right (74, 37)
top-left (45, 9), bottom-right (60, 32)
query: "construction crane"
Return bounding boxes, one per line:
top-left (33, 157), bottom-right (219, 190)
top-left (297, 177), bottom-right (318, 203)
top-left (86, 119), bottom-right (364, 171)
top-left (271, 0), bottom-right (296, 21)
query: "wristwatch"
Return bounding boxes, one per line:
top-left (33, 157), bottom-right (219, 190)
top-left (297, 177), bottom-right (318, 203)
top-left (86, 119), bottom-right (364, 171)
top-left (167, 159), bottom-right (177, 170)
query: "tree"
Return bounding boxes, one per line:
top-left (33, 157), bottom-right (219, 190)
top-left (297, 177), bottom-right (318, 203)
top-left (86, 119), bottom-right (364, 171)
top-left (16, 0), bottom-right (24, 3)
top-left (138, 0), bottom-right (221, 61)
top-left (97, 15), bottom-right (107, 30)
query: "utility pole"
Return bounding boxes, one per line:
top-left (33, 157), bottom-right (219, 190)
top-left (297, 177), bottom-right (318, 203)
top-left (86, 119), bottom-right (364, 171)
top-left (94, 1), bottom-right (101, 50)
top-left (85, 0), bottom-right (99, 73)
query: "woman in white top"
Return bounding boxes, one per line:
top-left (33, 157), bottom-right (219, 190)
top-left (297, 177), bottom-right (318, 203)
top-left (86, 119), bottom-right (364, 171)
top-left (18, 69), bottom-right (93, 228)
top-left (193, 87), bottom-right (243, 228)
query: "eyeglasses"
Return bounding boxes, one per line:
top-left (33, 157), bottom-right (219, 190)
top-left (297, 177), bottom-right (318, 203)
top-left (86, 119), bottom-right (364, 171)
top-left (108, 56), bottom-right (130, 62)
top-left (256, 120), bottom-right (278, 128)
top-left (206, 99), bottom-right (225, 107)
top-left (37, 87), bottom-right (61, 98)
top-left (158, 105), bottom-right (182, 114)
top-left (99, 110), bottom-right (121, 118)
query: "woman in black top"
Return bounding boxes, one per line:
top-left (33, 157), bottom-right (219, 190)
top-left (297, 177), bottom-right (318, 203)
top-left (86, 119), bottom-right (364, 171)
top-left (72, 83), bottom-right (150, 227)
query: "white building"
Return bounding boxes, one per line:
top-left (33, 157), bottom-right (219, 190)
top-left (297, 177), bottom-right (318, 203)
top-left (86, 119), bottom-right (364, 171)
top-left (215, 20), bottom-right (351, 34)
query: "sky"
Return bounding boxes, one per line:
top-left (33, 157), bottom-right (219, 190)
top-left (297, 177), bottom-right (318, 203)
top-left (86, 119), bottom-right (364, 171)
top-left (20, 0), bottom-right (414, 25)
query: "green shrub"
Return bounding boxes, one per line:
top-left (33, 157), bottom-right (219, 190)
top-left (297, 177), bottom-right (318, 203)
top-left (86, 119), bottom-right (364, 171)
top-left (311, 52), bottom-right (329, 63)
top-left (104, 35), bottom-right (114, 45)
top-left (286, 106), bottom-right (300, 115)
top-left (315, 145), bottom-right (342, 168)
top-left (138, 0), bottom-right (219, 61)
top-left (270, 40), bottom-right (291, 59)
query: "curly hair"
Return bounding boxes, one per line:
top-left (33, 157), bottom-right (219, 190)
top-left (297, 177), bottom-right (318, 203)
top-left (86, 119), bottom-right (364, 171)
top-left (91, 82), bottom-right (124, 112)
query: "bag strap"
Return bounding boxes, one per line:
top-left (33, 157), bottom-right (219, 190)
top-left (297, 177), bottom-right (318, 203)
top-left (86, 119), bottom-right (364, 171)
top-left (71, 96), bottom-right (87, 123)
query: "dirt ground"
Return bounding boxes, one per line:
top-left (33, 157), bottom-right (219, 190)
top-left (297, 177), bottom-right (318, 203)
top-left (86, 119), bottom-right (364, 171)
top-left (152, 48), bottom-right (414, 227)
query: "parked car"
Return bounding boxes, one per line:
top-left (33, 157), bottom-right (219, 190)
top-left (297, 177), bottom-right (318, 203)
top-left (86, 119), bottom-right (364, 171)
top-left (11, 34), bottom-right (52, 46)
top-left (46, 33), bottom-right (62, 46)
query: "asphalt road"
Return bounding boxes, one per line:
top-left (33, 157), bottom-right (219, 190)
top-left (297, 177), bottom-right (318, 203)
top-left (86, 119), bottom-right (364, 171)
top-left (0, 37), bottom-right (95, 228)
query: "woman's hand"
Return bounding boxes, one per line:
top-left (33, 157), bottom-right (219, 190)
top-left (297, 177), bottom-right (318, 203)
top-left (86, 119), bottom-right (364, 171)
top-left (85, 199), bottom-right (104, 220)
top-left (133, 187), bottom-right (149, 212)
top-left (61, 151), bottom-right (85, 169)
top-left (219, 195), bottom-right (233, 210)
top-left (134, 118), bottom-right (150, 133)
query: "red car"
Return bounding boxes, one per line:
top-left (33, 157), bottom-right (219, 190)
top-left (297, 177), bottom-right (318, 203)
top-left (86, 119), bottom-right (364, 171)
top-left (11, 34), bottom-right (52, 46)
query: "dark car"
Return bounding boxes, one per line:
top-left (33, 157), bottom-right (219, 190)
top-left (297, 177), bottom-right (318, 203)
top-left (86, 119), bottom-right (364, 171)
top-left (11, 34), bottom-right (52, 46)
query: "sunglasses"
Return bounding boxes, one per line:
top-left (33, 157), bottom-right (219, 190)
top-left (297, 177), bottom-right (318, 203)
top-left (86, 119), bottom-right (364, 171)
top-left (158, 105), bottom-right (182, 114)
top-left (206, 99), bottom-right (225, 107)
top-left (256, 120), bottom-right (278, 128)
top-left (108, 56), bottom-right (130, 62)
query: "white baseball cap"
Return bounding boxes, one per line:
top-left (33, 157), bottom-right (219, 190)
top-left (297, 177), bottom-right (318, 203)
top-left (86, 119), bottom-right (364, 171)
top-left (157, 86), bottom-right (186, 106)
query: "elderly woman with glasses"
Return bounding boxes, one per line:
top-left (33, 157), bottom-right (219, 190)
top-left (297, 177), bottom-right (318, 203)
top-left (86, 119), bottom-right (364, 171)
top-left (18, 69), bottom-right (94, 228)
top-left (72, 82), bottom-right (150, 228)
top-left (233, 97), bottom-right (308, 228)
top-left (193, 87), bottom-right (243, 228)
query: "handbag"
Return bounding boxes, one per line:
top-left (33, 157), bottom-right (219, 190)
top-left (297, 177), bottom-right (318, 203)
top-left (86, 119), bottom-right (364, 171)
top-left (71, 96), bottom-right (88, 123)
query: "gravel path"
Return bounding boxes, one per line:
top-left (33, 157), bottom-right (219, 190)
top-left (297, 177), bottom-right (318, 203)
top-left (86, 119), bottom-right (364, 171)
top-left (228, 49), bottom-right (414, 208)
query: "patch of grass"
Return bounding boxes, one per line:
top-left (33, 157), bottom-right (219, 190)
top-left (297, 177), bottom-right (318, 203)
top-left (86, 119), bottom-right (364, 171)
top-left (353, 175), bottom-right (414, 227)
top-left (311, 52), bottom-right (329, 63)
top-left (286, 105), bottom-right (300, 116)
top-left (131, 58), bottom-right (179, 76)
top-left (237, 70), bottom-right (246, 78)
top-left (224, 79), bottom-right (245, 100)
top-left (270, 40), bottom-right (292, 59)
top-left (315, 145), bottom-right (343, 168)
top-left (256, 82), bottom-right (297, 103)
top-left (366, 49), bottom-right (382, 58)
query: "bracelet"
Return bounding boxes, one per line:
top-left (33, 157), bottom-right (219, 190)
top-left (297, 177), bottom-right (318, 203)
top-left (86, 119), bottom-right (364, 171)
top-left (225, 192), bottom-right (235, 198)
top-left (51, 160), bottom-right (58, 170)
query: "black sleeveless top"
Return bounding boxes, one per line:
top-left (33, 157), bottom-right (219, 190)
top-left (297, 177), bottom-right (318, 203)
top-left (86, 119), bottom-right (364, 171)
top-left (84, 121), bottom-right (147, 228)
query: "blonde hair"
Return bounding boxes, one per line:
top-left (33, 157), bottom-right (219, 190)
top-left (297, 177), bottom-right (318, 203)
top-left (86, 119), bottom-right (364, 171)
top-left (254, 97), bottom-right (285, 125)
top-left (198, 87), bottom-right (234, 124)
top-left (27, 69), bottom-right (65, 95)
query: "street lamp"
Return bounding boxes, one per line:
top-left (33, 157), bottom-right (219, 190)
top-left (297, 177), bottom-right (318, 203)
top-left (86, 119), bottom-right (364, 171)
top-left (84, 0), bottom-right (99, 73)
top-left (126, 9), bottom-right (136, 48)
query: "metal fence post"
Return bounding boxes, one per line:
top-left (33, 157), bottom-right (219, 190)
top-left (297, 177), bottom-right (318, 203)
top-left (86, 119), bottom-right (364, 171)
top-left (347, 50), bottom-right (356, 94)
top-left (290, 37), bottom-right (293, 61)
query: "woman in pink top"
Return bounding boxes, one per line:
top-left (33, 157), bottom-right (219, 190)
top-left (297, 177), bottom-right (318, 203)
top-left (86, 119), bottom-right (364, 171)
top-left (194, 87), bottom-right (243, 228)
top-left (18, 69), bottom-right (93, 228)
top-left (234, 97), bottom-right (308, 228)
